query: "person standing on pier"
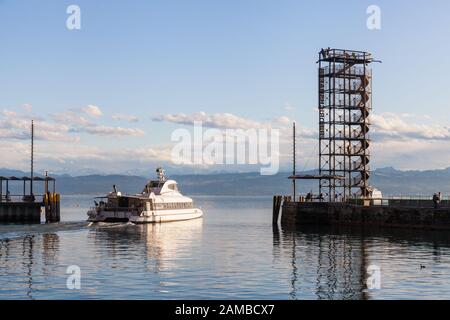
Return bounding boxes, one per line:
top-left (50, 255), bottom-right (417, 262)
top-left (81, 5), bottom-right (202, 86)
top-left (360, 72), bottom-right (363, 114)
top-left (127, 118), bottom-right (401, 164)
top-left (433, 193), bottom-right (442, 209)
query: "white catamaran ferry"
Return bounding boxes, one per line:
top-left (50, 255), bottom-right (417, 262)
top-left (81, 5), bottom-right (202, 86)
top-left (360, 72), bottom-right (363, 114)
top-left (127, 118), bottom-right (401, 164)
top-left (87, 168), bottom-right (203, 223)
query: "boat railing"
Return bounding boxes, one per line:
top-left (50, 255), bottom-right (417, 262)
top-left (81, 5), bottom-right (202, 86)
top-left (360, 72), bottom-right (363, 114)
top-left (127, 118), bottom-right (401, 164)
top-left (96, 206), bottom-right (142, 212)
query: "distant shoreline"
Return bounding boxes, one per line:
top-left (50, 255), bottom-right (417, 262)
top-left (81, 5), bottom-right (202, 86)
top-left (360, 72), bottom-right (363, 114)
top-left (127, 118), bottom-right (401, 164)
top-left (2, 168), bottom-right (450, 196)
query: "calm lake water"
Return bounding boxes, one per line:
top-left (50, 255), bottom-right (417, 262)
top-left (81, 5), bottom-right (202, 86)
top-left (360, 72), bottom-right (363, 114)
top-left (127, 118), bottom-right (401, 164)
top-left (1, 195), bottom-right (450, 300)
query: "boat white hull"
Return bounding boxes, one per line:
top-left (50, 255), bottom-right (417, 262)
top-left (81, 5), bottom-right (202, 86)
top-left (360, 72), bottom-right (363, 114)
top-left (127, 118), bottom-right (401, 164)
top-left (87, 208), bottom-right (203, 224)
top-left (130, 208), bottom-right (203, 224)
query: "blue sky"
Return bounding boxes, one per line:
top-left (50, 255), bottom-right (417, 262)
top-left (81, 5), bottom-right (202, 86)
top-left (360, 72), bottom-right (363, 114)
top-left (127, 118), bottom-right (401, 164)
top-left (1, 0), bottom-right (450, 175)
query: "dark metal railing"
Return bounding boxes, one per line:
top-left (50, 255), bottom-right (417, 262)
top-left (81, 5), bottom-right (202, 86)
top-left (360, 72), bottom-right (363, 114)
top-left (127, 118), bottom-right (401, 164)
top-left (290, 194), bottom-right (450, 208)
top-left (91, 206), bottom-right (141, 212)
top-left (0, 194), bottom-right (45, 203)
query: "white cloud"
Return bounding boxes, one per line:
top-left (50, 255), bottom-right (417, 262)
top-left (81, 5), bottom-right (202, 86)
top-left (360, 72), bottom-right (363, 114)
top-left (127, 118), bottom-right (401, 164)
top-left (152, 111), bottom-right (299, 130)
top-left (371, 112), bottom-right (450, 140)
top-left (0, 141), bottom-right (30, 170)
top-left (1, 105), bottom-right (145, 141)
top-left (151, 111), bottom-right (317, 173)
top-left (112, 113), bottom-right (139, 123)
top-left (81, 105), bottom-right (102, 117)
top-left (274, 116), bottom-right (291, 126)
top-left (0, 113), bottom-right (76, 142)
top-left (3, 107), bottom-right (450, 174)
top-left (2, 108), bottom-right (43, 121)
top-left (0, 127), bottom-right (29, 140)
top-left (153, 111), bottom-right (265, 130)
top-left (372, 139), bottom-right (450, 170)
top-left (51, 111), bottom-right (92, 126)
top-left (53, 105), bottom-right (103, 125)
top-left (399, 113), bottom-right (432, 121)
top-left (50, 109), bottom-right (144, 137)
top-left (75, 125), bottom-right (145, 137)
top-left (153, 112), bottom-right (316, 142)
top-left (0, 140), bottom-right (172, 174)
top-left (2, 109), bottom-right (18, 117)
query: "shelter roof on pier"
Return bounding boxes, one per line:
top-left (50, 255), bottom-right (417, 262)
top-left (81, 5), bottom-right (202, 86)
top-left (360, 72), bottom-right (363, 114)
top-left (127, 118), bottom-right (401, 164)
top-left (0, 176), bottom-right (55, 181)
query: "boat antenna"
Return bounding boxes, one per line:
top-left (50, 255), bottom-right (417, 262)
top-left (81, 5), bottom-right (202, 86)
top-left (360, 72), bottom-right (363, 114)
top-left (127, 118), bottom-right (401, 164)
top-left (156, 167), bottom-right (166, 182)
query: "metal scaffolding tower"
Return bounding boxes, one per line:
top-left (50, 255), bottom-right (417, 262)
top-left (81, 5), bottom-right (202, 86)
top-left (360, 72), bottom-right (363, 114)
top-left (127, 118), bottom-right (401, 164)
top-left (318, 48), bottom-right (375, 202)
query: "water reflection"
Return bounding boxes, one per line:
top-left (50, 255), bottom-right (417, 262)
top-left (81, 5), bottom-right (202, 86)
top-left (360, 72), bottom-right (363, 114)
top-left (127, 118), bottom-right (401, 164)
top-left (22, 236), bottom-right (34, 299)
top-left (140, 219), bottom-right (203, 271)
top-left (42, 233), bottom-right (60, 277)
top-left (276, 224), bottom-right (450, 300)
top-left (0, 236), bottom-right (36, 299)
top-left (2, 194), bottom-right (450, 300)
top-left (273, 223), bottom-right (368, 299)
top-left (0, 233), bottom-right (60, 300)
top-left (89, 219), bottom-right (203, 271)
top-left (290, 227), bottom-right (366, 300)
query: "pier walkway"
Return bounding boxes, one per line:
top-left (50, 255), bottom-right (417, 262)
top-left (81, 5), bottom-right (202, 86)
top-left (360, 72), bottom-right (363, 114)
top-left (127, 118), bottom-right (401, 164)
top-left (0, 176), bottom-right (60, 223)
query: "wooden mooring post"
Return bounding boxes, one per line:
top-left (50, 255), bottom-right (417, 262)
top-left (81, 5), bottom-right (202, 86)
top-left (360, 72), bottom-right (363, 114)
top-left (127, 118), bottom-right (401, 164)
top-left (272, 195), bottom-right (283, 225)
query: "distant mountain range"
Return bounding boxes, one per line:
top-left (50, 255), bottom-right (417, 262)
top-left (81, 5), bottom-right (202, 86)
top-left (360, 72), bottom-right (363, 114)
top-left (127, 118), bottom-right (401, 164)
top-left (1, 167), bottom-right (450, 196)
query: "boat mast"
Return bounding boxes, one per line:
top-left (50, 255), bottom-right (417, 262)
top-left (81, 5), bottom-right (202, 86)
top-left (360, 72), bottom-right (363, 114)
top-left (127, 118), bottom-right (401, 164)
top-left (292, 122), bottom-right (296, 200)
top-left (30, 120), bottom-right (34, 196)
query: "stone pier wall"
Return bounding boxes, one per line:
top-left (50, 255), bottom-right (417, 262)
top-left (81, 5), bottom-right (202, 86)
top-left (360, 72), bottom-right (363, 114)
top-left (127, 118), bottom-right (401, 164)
top-left (281, 202), bottom-right (450, 230)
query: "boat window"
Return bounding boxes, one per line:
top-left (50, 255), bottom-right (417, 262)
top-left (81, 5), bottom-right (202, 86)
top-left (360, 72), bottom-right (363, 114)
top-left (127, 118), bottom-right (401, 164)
top-left (167, 183), bottom-right (178, 191)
